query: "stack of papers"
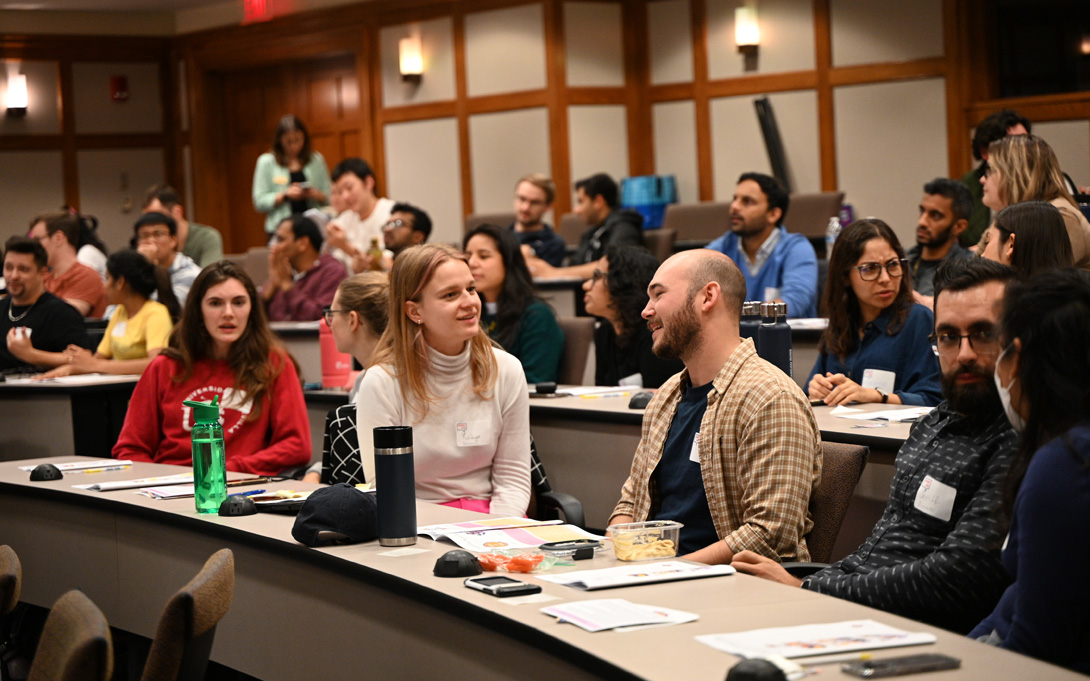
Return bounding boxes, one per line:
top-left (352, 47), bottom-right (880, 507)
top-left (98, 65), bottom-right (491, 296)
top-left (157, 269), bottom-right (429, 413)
top-left (418, 517), bottom-right (603, 552)
top-left (538, 561), bottom-right (734, 591)
top-left (72, 473), bottom-right (194, 492)
top-left (696, 619), bottom-right (937, 659)
top-left (18, 459), bottom-right (131, 474)
top-left (541, 599), bottom-right (698, 632)
top-left (830, 406), bottom-right (933, 422)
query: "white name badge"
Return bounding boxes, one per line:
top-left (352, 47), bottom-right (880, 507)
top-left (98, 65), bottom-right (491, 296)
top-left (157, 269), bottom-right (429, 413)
top-left (689, 432), bottom-right (701, 463)
top-left (913, 474), bottom-right (956, 521)
top-left (455, 420), bottom-right (492, 448)
top-left (861, 368), bottom-right (896, 394)
top-left (112, 321), bottom-right (128, 338)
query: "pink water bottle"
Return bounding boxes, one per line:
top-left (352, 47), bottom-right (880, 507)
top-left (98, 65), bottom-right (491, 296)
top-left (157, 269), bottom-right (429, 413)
top-left (319, 317), bottom-right (352, 389)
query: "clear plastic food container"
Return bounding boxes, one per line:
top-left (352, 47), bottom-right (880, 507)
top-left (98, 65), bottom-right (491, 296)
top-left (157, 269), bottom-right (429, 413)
top-left (606, 520), bottom-right (683, 561)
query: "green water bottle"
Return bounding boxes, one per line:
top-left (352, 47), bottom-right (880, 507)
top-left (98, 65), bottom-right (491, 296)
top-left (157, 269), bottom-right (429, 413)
top-left (185, 396), bottom-right (226, 514)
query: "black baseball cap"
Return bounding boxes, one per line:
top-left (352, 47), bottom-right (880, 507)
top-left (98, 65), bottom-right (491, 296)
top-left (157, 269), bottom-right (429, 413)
top-left (292, 483), bottom-right (378, 547)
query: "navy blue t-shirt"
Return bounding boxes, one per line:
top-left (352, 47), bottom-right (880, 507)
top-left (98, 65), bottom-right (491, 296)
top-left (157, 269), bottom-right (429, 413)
top-left (652, 379), bottom-right (718, 554)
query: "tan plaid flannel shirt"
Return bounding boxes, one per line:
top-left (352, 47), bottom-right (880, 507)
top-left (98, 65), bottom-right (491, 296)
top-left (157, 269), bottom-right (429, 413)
top-left (611, 338), bottom-right (822, 562)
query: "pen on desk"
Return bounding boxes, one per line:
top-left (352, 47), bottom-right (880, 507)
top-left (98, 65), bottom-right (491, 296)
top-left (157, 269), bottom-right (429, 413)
top-left (799, 652), bottom-right (872, 667)
top-left (67, 465), bottom-right (132, 475)
top-left (226, 477), bottom-right (269, 487)
top-left (581, 392), bottom-right (630, 399)
top-left (228, 489), bottom-right (265, 497)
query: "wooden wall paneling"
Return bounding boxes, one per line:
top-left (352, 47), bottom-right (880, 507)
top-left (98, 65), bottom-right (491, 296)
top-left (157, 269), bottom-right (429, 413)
top-left (544, 0), bottom-right (572, 217)
top-left (454, 11), bottom-right (474, 217)
top-left (943, 0), bottom-right (968, 177)
top-left (702, 71), bottom-right (819, 98)
top-left (358, 28), bottom-right (379, 187)
top-left (690, 0), bottom-right (713, 201)
top-left (826, 58), bottom-right (945, 87)
top-left (59, 60), bottom-right (79, 210)
top-left (623, 0), bottom-right (652, 177)
top-left (158, 57), bottom-right (175, 203)
top-left (813, 0), bottom-right (837, 192)
top-left (381, 101), bottom-right (459, 123)
top-left (567, 88), bottom-right (628, 105)
top-left (465, 90), bottom-right (549, 113)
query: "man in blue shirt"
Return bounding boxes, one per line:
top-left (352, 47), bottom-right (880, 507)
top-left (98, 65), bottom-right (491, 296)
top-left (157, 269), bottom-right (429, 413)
top-left (706, 172), bottom-right (818, 318)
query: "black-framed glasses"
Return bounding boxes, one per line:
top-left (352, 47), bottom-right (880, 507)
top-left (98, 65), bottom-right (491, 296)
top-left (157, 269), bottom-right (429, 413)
top-left (322, 306), bottom-right (348, 325)
top-left (855, 259), bottom-right (906, 281)
top-left (929, 329), bottom-right (1001, 356)
top-left (590, 269), bottom-right (608, 284)
top-left (382, 218), bottom-right (411, 232)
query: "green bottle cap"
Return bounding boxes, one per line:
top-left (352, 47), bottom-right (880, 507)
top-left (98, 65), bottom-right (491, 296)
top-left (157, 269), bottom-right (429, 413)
top-left (183, 398), bottom-right (221, 424)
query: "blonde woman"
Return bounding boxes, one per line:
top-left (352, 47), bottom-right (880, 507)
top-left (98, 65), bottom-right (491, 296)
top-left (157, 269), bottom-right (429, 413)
top-left (981, 134), bottom-right (1090, 270)
top-left (354, 244), bottom-right (531, 517)
top-left (302, 271), bottom-right (389, 484)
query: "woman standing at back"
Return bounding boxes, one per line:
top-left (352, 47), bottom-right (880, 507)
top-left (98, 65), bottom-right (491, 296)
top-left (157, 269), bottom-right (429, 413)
top-left (252, 114), bottom-right (331, 237)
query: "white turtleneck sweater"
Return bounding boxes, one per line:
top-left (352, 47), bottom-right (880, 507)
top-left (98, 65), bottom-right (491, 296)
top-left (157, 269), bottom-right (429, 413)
top-left (355, 342), bottom-right (531, 517)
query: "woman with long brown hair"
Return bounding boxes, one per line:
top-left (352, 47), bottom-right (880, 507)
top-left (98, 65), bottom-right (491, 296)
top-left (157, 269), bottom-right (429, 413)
top-left (808, 219), bottom-right (941, 407)
top-left (355, 244), bottom-right (531, 517)
top-left (113, 261), bottom-right (310, 475)
top-left (252, 114), bottom-right (331, 236)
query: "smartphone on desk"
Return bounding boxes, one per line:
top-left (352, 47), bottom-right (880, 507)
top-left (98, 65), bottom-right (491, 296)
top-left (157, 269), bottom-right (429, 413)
top-left (464, 575), bottom-right (542, 598)
top-left (841, 653), bottom-right (960, 678)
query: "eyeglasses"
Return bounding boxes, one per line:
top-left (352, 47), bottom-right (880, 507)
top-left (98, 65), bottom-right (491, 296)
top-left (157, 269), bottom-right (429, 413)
top-left (590, 269), bottom-right (608, 284)
top-left (137, 229), bottom-right (172, 241)
top-left (929, 330), bottom-right (1001, 356)
top-left (322, 307), bottom-right (348, 325)
top-left (855, 259), bottom-right (906, 281)
top-left (382, 218), bottom-right (411, 232)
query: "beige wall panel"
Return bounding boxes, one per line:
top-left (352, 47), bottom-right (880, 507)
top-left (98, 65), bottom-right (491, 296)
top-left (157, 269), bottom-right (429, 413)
top-left (72, 62), bottom-right (162, 135)
top-left (77, 149), bottom-right (165, 253)
top-left (464, 4), bottom-right (547, 97)
top-left (835, 78), bottom-right (947, 247)
top-left (652, 101), bottom-right (699, 204)
top-left (568, 105), bottom-right (628, 190)
top-left (470, 108), bottom-right (550, 218)
top-left (710, 90), bottom-right (820, 202)
top-left (1, 61), bottom-right (61, 136)
top-left (380, 18), bottom-right (456, 107)
top-left (706, 0), bottom-right (815, 78)
top-left (0, 152), bottom-right (64, 235)
top-left (1035, 120), bottom-right (1090, 189)
top-left (830, 0), bottom-right (943, 67)
top-left (384, 118), bottom-right (463, 247)
top-left (648, 0), bottom-right (694, 85)
top-left (564, 2), bottom-right (625, 87)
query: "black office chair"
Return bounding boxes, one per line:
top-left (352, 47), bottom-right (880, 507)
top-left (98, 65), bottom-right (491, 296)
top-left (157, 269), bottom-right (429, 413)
top-left (0, 545), bottom-right (21, 681)
top-left (528, 434), bottom-right (585, 529)
top-left (320, 404), bottom-right (366, 485)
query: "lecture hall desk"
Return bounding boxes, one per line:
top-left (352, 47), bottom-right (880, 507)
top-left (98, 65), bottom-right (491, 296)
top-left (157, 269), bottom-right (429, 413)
top-left (0, 457), bottom-right (1078, 681)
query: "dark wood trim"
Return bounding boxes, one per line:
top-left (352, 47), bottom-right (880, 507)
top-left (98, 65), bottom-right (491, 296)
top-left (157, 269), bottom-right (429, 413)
top-left (943, 0), bottom-right (968, 176)
top-left (813, 0), bottom-right (837, 192)
top-left (465, 90), bottom-right (549, 114)
top-left (566, 88), bottom-right (627, 105)
top-left (0, 136), bottom-right (63, 151)
top-left (544, 0), bottom-right (572, 216)
top-left (690, 0), bottom-right (712, 201)
top-left (0, 34), bottom-right (169, 62)
top-left (622, 0), bottom-right (651, 177)
top-left (359, 27), bottom-right (381, 195)
top-left (59, 60), bottom-right (79, 210)
top-left (702, 71), bottom-right (819, 99)
top-left (380, 101), bottom-right (459, 124)
top-left (827, 57), bottom-right (945, 87)
top-left (453, 11), bottom-right (474, 216)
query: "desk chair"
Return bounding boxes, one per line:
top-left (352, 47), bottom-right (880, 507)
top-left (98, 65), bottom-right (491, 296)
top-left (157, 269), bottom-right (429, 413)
top-left (556, 317), bottom-right (595, 385)
top-left (242, 247), bottom-right (269, 288)
top-left (786, 441), bottom-right (869, 573)
top-left (0, 546), bottom-right (20, 681)
top-left (26, 591), bottom-right (112, 681)
top-left (464, 212), bottom-right (516, 235)
top-left (529, 434), bottom-right (585, 529)
top-left (321, 404), bottom-right (365, 485)
top-left (642, 228), bottom-right (677, 263)
top-left (662, 202), bottom-right (732, 247)
top-left (139, 549), bottom-right (235, 681)
top-left (556, 212), bottom-right (587, 248)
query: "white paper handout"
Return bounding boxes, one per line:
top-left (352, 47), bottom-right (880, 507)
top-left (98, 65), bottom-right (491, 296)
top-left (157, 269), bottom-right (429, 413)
top-left (834, 407), bottom-right (933, 422)
top-left (19, 459), bottom-right (132, 472)
top-left (541, 599), bottom-right (699, 632)
top-left (73, 473), bottom-right (194, 492)
top-left (696, 619), bottom-right (937, 659)
top-left (538, 560), bottom-right (734, 591)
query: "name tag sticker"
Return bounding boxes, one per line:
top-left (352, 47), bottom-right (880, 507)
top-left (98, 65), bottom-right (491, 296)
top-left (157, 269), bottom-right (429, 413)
top-left (455, 420), bottom-right (492, 448)
top-left (861, 368), bottom-right (896, 394)
top-left (914, 474), bottom-right (956, 521)
top-left (112, 321), bottom-right (128, 338)
top-left (689, 432), bottom-right (701, 463)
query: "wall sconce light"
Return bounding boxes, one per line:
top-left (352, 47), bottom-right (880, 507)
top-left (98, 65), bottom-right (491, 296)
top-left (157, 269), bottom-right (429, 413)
top-left (735, 6), bottom-right (760, 55)
top-left (5, 73), bottom-right (27, 117)
top-left (399, 36), bottom-right (423, 84)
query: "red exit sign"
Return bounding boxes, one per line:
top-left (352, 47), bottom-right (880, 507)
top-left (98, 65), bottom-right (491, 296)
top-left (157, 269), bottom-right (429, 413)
top-left (242, 0), bottom-right (272, 24)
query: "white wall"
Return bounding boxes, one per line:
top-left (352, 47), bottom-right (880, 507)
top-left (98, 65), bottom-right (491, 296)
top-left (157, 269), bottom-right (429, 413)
top-left (380, 18), bottom-right (456, 107)
top-left (384, 118), bottom-right (463, 246)
top-left (464, 4), bottom-right (547, 97)
top-left (568, 105), bottom-right (628, 189)
top-left (706, 0), bottom-right (815, 77)
top-left (653, 101), bottom-right (699, 204)
top-left (0, 61), bottom-right (61, 136)
top-left (0, 152), bottom-right (65, 241)
top-left (564, 2), bottom-right (625, 87)
top-left (1035, 120), bottom-right (1090, 189)
top-left (71, 62), bottom-right (162, 134)
top-left (77, 148), bottom-right (166, 252)
top-left (647, 0), bottom-right (694, 85)
top-left (469, 108), bottom-right (551, 214)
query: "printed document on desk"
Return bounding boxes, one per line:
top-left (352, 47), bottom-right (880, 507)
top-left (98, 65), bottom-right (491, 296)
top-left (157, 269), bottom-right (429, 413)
top-left (539, 561), bottom-right (734, 590)
top-left (541, 599), bottom-right (699, 632)
top-left (427, 524), bottom-right (603, 552)
top-left (696, 619), bottom-right (936, 659)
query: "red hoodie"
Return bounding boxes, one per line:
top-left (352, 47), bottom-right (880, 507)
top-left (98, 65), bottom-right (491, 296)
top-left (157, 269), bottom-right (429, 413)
top-left (113, 352), bottom-right (311, 475)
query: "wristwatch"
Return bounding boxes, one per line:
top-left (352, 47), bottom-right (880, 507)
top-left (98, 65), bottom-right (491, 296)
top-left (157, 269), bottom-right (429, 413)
top-left (875, 387), bottom-right (889, 403)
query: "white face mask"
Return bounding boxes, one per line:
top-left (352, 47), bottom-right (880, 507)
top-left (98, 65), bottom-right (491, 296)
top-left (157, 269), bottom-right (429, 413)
top-left (993, 344), bottom-right (1025, 431)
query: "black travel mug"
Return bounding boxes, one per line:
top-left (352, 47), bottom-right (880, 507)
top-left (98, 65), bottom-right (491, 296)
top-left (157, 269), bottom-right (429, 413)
top-left (374, 426), bottom-right (417, 547)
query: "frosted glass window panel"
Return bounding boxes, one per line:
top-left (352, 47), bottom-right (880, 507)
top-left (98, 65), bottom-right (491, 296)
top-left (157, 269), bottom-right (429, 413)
top-left (1034, 120), bottom-right (1090, 191)
top-left (469, 108), bottom-right (550, 216)
top-left (72, 62), bottom-right (162, 134)
top-left (0, 61), bottom-right (61, 135)
top-left (384, 118), bottom-right (463, 247)
top-left (568, 105), bottom-right (628, 190)
top-left (565, 2), bottom-right (625, 87)
top-left (710, 90), bottom-right (820, 201)
top-left (706, 0), bottom-right (815, 79)
top-left (77, 148), bottom-right (165, 252)
top-left (653, 101), bottom-right (699, 204)
top-left (648, 0), bottom-right (694, 85)
top-left (835, 78), bottom-right (948, 248)
top-left (0, 152), bottom-right (64, 225)
top-left (830, 0), bottom-right (943, 67)
top-left (464, 4), bottom-right (547, 97)
top-left (381, 18), bottom-right (456, 107)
